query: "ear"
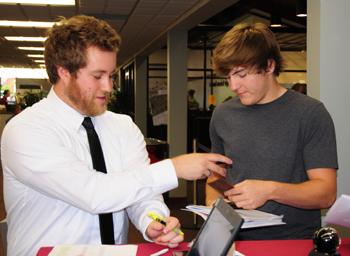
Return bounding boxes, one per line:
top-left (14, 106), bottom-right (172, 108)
top-left (265, 59), bottom-right (276, 75)
top-left (57, 66), bottom-right (71, 84)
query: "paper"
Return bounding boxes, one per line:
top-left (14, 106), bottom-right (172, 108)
top-left (234, 251), bottom-right (245, 256)
top-left (48, 244), bottom-right (138, 256)
top-left (324, 194), bottom-right (350, 228)
top-left (184, 205), bottom-right (285, 229)
top-left (235, 209), bottom-right (285, 228)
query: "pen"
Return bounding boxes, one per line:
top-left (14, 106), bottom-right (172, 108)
top-left (150, 248), bottom-right (169, 256)
top-left (147, 211), bottom-right (184, 236)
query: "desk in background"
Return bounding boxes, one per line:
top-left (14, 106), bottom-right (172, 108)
top-left (0, 113), bottom-right (13, 138)
top-left (37, 238), bottom-right (350, 256)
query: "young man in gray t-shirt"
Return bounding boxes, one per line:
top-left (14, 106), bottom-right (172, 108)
top-left (207, 23), bottom-right (338, 240)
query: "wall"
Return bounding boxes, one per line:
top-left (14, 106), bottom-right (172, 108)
top-left (16, 78), bottom-right (51, 96)
top-left (149, 49), bottom-right (307, 110)
top-left (308, 0), bottom-right (350, 197)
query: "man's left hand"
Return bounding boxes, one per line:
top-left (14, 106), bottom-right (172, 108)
top-left (224, 179), bottom-right (274, 210)
top-left (146, 216), bottom-right (184, 248)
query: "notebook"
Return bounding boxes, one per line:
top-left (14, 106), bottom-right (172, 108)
top-left (186, 198), bottom-right (243, 256)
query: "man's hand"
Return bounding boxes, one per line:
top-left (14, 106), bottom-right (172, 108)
top-left (146, 216), bottom-right (184, 248)
top-left (224, 179), bottom-right (274, 210)
top-left (171, 153), bottom-right (232, 180)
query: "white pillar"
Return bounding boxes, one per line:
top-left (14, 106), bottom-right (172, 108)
top-left (167, 29), bottom-right (188, 197)
top-left (308, 0), bottom-right (350, 196)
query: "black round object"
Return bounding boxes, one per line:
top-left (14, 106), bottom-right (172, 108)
top-left (313, 227), bottom-right (340, 253)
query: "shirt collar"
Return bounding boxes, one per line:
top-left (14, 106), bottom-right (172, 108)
top-left (46, 88), bottom-right (86, 131)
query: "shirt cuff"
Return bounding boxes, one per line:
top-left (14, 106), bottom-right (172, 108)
top-left (149, 159), bottom-right (178, 191)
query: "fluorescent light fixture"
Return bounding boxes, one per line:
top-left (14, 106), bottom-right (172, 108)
top-left (39, 64), bottom-right (46, 68)
top-left (270, 23), bottom-right (282, 28)
top-left (34, 59), bottom-right (45, 63)
top-left (296, 0), bottom-right (307, 17)
top-left (0, 20), bottom-right (54, 28)
top-left (18, 46), bottom-right (45, 51)
top-left (0, 0), bottom-right (74, 6)
top-left (296, 13), bottom-right (307, 18)
top-left (0, 68), bottom-right (48, 79)
top-left (5, 36), bottom-right (46, 42)
top-left (27, 54), bottom-right (44, 58)
top-left (270, 13), bottom-right (282, 28)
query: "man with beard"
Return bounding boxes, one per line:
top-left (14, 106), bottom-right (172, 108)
top-left (1, 15), bottom-right (231, 255)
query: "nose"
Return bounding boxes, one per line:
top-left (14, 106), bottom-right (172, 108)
top-left (227, 76), bottom-right (240, 91)
top-left (101, 76), bottom-right (113, 93)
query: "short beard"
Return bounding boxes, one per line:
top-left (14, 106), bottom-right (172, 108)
top-left (66, 79), bottom-right (110, 116)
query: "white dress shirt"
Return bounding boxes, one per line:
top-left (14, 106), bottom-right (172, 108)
top-left (1, 89), bottom-right (178, 256)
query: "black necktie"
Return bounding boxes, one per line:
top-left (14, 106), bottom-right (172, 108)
top-left (82, 117), bottom-right (115, 244)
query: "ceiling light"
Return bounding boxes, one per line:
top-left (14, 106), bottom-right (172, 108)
top-left (296, 0), bottom-right (307, 17)
top-left (27, 54), bottom-right (44, 58)
top-left (0, 0), bottom-right (74, 6)
top-left (0, 20), bottom-right (54, 28)
top-left (270, 13), bottom-right (282, 28)
top-left (34, 59), bottom-right (45, 63)
top-left (0, 68), bottom-right (48, 78)
top-left (18, 46), bottom-right (44, 51)
top-left (5, 36), bottom-right (46, 42)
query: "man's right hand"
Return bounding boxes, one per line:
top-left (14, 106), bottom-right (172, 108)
top-left (171, 153), bottom-right (232, 180)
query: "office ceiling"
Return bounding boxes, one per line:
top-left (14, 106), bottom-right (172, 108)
top-left (189, 0), bottom-right (307, 51)
top-left (0, 0), bottom-right (306, 69)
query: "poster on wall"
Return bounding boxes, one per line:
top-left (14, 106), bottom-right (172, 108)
top-left (149, 80), bottom-right (167, 126)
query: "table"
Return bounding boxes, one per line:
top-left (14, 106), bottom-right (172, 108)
top-left (235, 238), bottom-right (350, 256)
top-left (37, 242), bottom-right (189, 256)
top-left (37, 238), bottom-right (350, 256)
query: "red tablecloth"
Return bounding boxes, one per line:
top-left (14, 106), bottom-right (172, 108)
top-left (37, 238), bottom-right (350, 256)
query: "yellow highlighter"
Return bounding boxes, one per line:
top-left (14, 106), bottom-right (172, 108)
top-left (147, 211), bottom-right (184, 236)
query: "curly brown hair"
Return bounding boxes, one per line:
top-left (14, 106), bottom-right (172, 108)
top-left (44, 15), bottom-right (121, 84)
top-left (212, 23), bottom-right (284, 77)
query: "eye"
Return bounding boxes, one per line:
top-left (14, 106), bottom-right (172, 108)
top-left (236, 70), bottom-right (247, 78)
top-left (228, 69), bottom-right (247, 79)
top-left (93, 75), bottom-right (102, 80)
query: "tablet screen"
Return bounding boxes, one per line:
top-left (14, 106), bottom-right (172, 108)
top-left (187, 198), bottom-right (243, 256)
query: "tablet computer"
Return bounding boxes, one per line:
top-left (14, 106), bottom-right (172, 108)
top-left (186, 198), bottom-right (243, 256)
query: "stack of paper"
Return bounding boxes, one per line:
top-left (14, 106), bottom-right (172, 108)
top-left (184, 205), bottom-right (285, 229)
top-left (324, 194), bottom-right (350, 228)
top-left (235, 209), bottom-right (285, 228)
top-left (48, 244), bottom-right (137, 256)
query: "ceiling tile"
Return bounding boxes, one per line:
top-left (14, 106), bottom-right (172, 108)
top-left (0, 5), bottom-right (26, 20)
top-left (105, 0), bottom-right (137, 15)
top-left (0, 0), bottom-right (306, 68)
top-left (80, 0), bottom-right (105, 13)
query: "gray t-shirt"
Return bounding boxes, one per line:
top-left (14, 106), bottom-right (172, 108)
top-left (210, 89), bottom-right (338, 240)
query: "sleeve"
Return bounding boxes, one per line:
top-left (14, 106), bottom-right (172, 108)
top-left (118, 116), bottom-right (171, 240)
top-left (302, 103), bottom-right (338, 170)
top-left (1, 116), bottom-right (178, 216)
